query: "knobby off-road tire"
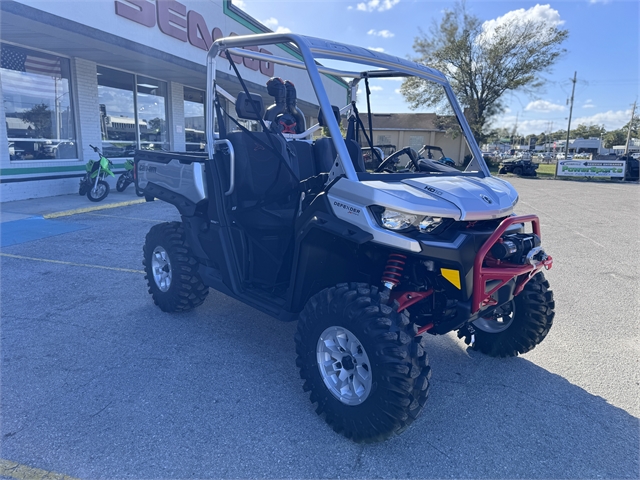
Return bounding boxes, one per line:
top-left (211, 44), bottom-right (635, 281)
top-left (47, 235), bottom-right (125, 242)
top-left (513, 166), bottom-right (523, 176)
top-left (116, 175), bottom-right (130, 192)
top-left (87, 180), bottom-right (110, 202)
top-left (457, 272), bottom-right (555, 357)
top-left (498, 167), bottom-right (507, 174)
top-left (143, 222), bottom-right (208, 312)
top-left (295, 283), bottom-right (431, 443)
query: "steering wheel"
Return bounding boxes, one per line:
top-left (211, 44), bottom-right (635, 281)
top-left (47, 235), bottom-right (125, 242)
top-left (374, 147), bottom-right (421, 173)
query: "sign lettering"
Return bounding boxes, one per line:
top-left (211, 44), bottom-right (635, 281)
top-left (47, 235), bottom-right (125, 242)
top-left (114, 0), bottom-right (274, 76)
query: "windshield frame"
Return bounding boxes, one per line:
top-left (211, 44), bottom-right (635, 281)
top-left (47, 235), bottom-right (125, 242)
top-left (206, 33), bottom-right (490, 180)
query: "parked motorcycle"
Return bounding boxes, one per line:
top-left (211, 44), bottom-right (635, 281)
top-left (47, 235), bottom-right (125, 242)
top-left (116, 159), bottom-right (134, 192)
top-left (79, 145), bottom-right (115, 202)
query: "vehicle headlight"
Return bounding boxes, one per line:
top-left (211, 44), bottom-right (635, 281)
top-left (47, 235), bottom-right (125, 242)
top-left (379, 208), bottom-right (419, 230)
top-left (419, 216), bottom-right (443, 233)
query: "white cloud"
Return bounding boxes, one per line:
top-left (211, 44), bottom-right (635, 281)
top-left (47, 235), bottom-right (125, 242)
top-left (394, 88), bottom-right (401, 94)
top-left (261, 17), bottom-right (291, 33)
top-left (368, 46), bottom-right (385, 52)
top-left (589, 0), bottom-right (611, 4)
top-left (233, 0), bottom-right (246, 9)
top-left (347, 5), bottom-right (353, 9)
top-left (493, 109), bottom-right (632, 135)
top-left (572, 109), bottom-right (632, 129)
top-left (369, 85), bottom-right (384, 91)
top-left (525, 100), bottom-right (565, 113)
top-left (356, 0), bottom-right (400, 12)
top-left (481, 5), bottom-right (564, 42)
top-left (583, 99), bottom-right (595, 109)
top-left (367, 29), bottom-right (395, 38)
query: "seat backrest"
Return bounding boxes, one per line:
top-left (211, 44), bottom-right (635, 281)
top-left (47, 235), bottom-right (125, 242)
top-left (288, 140), bottom-right (316, 180)
top-left (226, 131), bottom-right (298, 204)
top-left (313, 137), bottom-right (365, 174)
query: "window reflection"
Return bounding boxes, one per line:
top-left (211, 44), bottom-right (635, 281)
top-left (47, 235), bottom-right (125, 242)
top-left (184, 87), bottom-right (205, 152)
top-left (2, 43), bottom-right (77, 160)
top-left (138, 75), bottom-right (168, 151)
top-left (97, 66), bottom-right (136, 157)
top-left (97, 67), bottom-right (168, 157)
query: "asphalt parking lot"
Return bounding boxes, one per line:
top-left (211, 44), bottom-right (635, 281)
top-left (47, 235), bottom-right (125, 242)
top-left (1, 178), bottom-right (639, 479)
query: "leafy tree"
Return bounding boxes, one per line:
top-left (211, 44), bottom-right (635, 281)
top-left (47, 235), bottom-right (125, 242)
top-left (603, 130), bottom-right (627, 149)
top-left (400, 1), bottom-right (568, 143)
top-left (20, 103), bottom-right (53, 138)
top-left (571, 123), bottom-right (605, 139)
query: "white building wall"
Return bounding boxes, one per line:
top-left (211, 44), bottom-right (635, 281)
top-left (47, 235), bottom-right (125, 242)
top-left (74, 58), bottom-right (102, 163)
top-left (0, 73), bottom-right (8, 169)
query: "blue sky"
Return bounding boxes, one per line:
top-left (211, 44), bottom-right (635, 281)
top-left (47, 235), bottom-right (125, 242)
top-left (235, 0), bottom-right (639, 136)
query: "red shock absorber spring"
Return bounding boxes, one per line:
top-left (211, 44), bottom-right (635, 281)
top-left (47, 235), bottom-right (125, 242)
top-left (381, 253), bottom-right (407, 289)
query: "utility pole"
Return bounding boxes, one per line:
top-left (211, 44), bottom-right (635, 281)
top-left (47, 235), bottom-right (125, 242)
top-left (624, 100), bottom-right (636, 156)
top-left (557, 71), bottom-right (577, 179)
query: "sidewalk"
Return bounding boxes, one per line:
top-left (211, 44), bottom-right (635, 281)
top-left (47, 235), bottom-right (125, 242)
top-left (0, 188), bottom-right (145, 223)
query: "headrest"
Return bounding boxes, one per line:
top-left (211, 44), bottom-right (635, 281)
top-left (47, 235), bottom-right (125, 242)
top-left (318, 105), bottom-right (341, 127)
top-left (236, 92), bottom-right (264, 120)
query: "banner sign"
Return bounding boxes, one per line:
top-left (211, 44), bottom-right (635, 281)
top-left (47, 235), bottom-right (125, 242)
top-left (557, 160), bottom-right (626, 178)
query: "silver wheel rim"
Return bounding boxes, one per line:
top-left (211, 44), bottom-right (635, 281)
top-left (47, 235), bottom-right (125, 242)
top-left (473, 301), bottom-right (515, 333)
top-left (91, 184), bottom-right (106, 197)
top-left (151, 246), bottom-right (172, 292)
top-left (316, 326), bottom-right (373, 406)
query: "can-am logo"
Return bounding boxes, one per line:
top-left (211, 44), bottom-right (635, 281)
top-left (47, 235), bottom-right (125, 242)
top-left (333, 201), bottom-right (361, 215)
top-left (423, 185), bottom-right (443, 196)
top-left (114, 0), bottom-right (274, 76)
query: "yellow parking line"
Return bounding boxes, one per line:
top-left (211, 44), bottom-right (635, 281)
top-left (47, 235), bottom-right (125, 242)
top-left (84, 212), bottom-right (160, 222)
top-left (43, 199), bottom-right (145, 219)
top-left (0, 253), bottom-right (144, 274)
top-left (0, 459), bottom-right (80, 480)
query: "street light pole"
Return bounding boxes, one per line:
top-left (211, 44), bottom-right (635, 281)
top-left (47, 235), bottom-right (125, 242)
top-left (623, 100), bottom-right (636, 156)
top-left (557, 71), bottom-right (577, 179)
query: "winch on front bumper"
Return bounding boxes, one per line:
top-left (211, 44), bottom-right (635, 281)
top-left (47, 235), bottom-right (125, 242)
top-left (471, 214), bottom-right (552, 313)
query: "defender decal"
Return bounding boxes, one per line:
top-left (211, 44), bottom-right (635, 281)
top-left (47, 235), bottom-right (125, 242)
top-left (333, 201), bottom-right (361, 216)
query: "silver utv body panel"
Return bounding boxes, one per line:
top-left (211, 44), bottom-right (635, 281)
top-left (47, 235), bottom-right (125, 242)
top-left (137, 158), bottom-right (207, 205)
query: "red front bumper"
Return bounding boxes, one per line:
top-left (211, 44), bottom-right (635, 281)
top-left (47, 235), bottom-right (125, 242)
top-left (471, 214), bottom-right (553, 313)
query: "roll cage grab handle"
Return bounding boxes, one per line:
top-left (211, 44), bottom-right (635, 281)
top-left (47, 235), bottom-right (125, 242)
top-left (205, 33), bottom-right (491, 179)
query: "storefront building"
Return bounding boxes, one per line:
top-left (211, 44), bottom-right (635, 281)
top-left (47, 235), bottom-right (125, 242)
top-left (0, 0), bottom-right (348, 201)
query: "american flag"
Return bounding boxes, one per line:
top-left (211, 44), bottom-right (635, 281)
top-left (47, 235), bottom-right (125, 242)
top-left (1, 45), bottom-right (61, 78)
top-left (1, 45), bottom-right (63, 99)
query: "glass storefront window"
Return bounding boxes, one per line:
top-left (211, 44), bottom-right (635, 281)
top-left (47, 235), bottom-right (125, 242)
top-left (97, 67), bottom-right (168, 157)
top-left (137, 76), bottom-right (168, 151)
top-left (184, 87), bottom-right (205, 152)
top-left (1, 43), bottom-right (77, 160)
top-left (97, 66), bottom-right (136, 158)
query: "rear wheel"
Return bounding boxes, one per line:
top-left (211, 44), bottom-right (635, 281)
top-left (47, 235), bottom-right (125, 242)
top-left (143, 222), bottom-right (208, 312)
top-left (295, 283), bottom-right (431, 443)
top-left (457, 272), bottom-right (555, 357)
top-left (498, 167), bottom-right (507, 174)
top-left (513, 166), bottom-right (523, 176)
top-left (87, 180), bottom-right (110, 202)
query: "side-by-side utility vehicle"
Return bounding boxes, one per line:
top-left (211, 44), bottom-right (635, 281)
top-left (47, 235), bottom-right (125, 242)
top-left (135, 33), bottom-right (555, 443)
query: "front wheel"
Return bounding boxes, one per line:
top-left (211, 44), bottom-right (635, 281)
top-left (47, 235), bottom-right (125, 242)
top-left (142, 222), bottom-right (208, 312)
top-left (295, 283), bottom-right (431, 443)
top-left (457, 272), bottom-right (555, 357)
top-left (87, 180), bottom-right (110, 202)
top-left (116, 174), bottom-right (130, 192)
top-left (513, 166), bottom-right (523, 176)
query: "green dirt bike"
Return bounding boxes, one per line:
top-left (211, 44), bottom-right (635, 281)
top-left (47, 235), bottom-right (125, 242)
top-left (79, 145), bottom-right (115, 202)
top-left (116, 159), bottom-right (145, 196)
